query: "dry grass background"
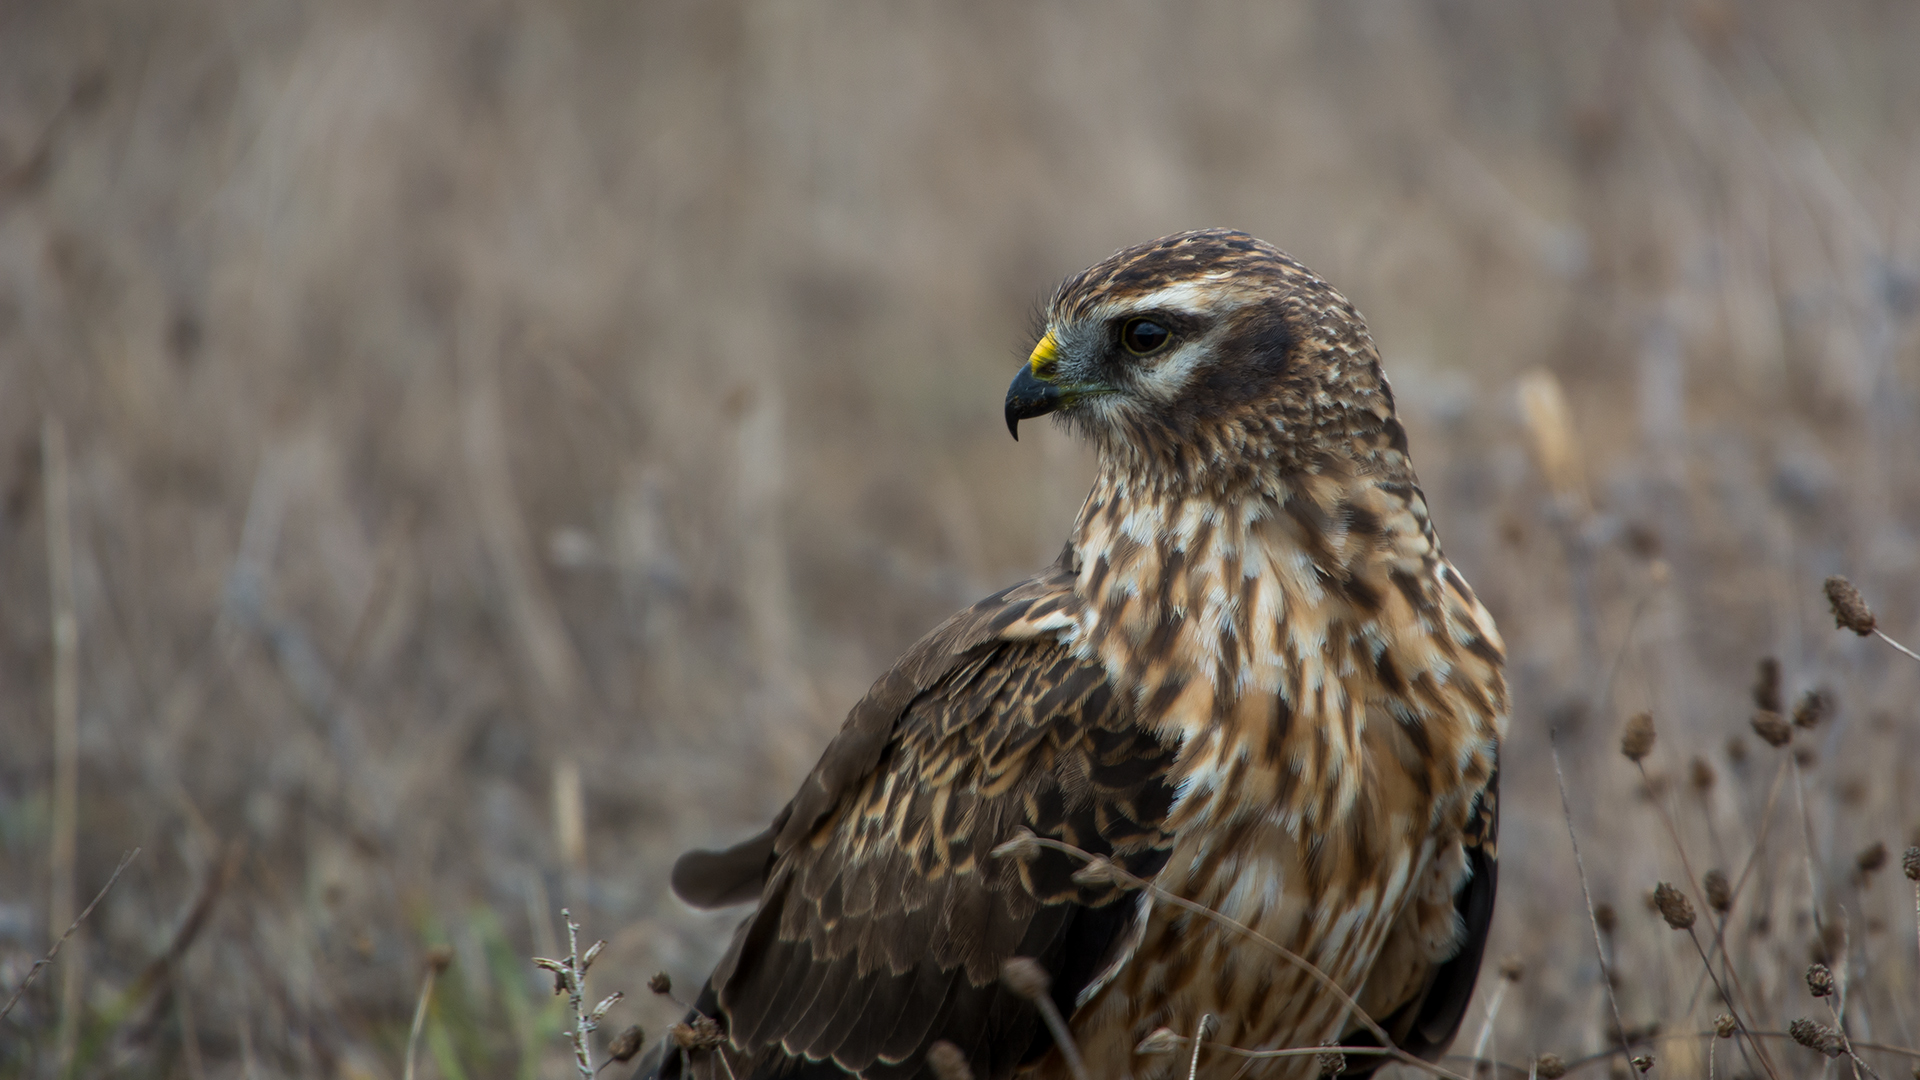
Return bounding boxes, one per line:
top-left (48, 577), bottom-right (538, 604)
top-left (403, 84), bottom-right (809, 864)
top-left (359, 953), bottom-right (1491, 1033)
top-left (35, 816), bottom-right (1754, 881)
top-left (2, 0), bottom-right (1919, 1076)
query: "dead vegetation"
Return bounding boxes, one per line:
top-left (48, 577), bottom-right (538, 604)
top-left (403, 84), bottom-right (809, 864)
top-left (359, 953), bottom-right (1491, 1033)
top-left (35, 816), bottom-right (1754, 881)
top-left (2, 0), bottom-right (1919, 1076)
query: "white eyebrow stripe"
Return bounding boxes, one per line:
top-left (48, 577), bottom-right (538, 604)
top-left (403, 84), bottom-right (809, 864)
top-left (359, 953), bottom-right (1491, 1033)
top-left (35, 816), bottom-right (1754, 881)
top-left (1088, 279), bottom-right (1222, 319)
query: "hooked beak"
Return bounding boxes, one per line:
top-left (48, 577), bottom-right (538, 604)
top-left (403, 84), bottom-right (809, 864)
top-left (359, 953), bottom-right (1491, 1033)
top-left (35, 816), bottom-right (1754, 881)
top-left (1005, 332), bottom-right (1065, 440)
top-left (1004, 367), bottom-right (1063, 440)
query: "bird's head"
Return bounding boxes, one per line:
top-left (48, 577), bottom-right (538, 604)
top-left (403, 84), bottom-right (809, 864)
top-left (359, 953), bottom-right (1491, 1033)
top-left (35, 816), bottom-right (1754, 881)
top-left (1007, 229), bottom-right (1409, 492)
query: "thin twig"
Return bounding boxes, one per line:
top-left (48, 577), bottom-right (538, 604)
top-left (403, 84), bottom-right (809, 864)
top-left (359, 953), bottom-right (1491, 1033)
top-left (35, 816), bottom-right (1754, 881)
top-left (1872, 629), bottom-right (1920, 664)
top-left (0, 848), bottom-right (140, 1023)
top-left (1683, 926), bottom-right (1774, 1079)
top-left (42, 416), bottom-right (82, 1071)
top-left (1685, 754), bottom-right (1793, 1033)
top-left (1544, 1028), bottom-right (1920, 1076)
top-left (1547, 733), bottom-right (1634, 1071)
top-left (1699, 757), bottom-right (1791, 978)
top-left (1140, 1032), bottom-right (1399, 1065)
top-left (1469, 972), bottom-right (1511, 1076)
top-left (534, 909), bottom-right (620, 1080)
top-left (1825, 977), bottom-right (1880, 1080)
top-left (1636, 759), bottom-right (1778, 1079)
top-left (403, 963), bottom-right (441, 1080)
top-left (1028, 979), bottom-right (1089, 1080)
top-left (1911, 876), bottom-right (1920, 1008)
top-left (1186, 1013), bottom-right (1213, 1080)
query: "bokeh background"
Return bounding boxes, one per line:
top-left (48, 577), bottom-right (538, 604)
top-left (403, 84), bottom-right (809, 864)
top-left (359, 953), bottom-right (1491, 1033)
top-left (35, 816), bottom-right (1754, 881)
top-left (3, 1), bottom-right (1919, 1076)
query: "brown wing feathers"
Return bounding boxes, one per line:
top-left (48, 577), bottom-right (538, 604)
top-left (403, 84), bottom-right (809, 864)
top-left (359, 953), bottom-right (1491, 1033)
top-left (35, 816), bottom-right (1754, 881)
top-left (1339, 770), bottom-right (1500, 1078)
top-left (725, 638), bottom-right (1175, 1078)
top-left (652, 578), bottom-right (1177, 1080)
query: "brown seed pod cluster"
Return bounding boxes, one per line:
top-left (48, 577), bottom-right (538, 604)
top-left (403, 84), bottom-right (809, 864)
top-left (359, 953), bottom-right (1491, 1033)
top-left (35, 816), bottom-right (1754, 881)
top-left (1703, 869), bottom-right (1732, 913)
top-left (1825, 576), bottom-right (1876, 636)
top-left (1713, 1014), bottom-right (1737, 1039)
top-left (606, 1025), bottom-right (646, 1063)
top-left (1534, 1053), bottom-right (1568, 1079)
top-left (1806, 963), bottom-right (1835, 998)
top-left (1753, 657), bottom-right (1782, 712)
top-left (1594, 902), bottom-right (1618, 935)
top-left (1620, 712), bottom-right (1656, 762)
top-left (1857, 841), bottom-right (1888, 875)
top-left (999, 957), bottom-right (1051, 1002)
top-left (1789, 1017), bottom-right (1844, 1058)
top-left (1792, 689), bottom-right (1831, 729)
top-left (1316, 1044), bottom-right (1347, 1076)
top-left (669, 1015), bottom-right (724, 1052)
top-left (1689, 756), bottom-right (1716, 793)
top-left (1653, 882), bottom-right (1696, 930)
top-left (1905, 846), bottom-right (1920, 882)
top-left (1751, 711), bottom-right (1793, 748)
top-left (926, 1040), bottom-right (975, 1080)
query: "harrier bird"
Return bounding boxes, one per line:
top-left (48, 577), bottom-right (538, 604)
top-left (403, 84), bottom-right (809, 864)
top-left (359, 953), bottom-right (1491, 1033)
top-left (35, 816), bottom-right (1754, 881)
top-left (644, 230), bottom-right (1505, 1080)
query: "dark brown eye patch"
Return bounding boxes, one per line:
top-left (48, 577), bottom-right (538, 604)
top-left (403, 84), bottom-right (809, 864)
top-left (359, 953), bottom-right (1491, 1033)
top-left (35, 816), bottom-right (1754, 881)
top-left (1120, 318), bottom-right (1171, 355)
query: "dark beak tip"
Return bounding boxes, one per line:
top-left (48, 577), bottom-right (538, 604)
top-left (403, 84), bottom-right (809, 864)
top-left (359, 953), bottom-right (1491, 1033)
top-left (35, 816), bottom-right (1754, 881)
top-left (1004, 365), bottom-right (1061, 443)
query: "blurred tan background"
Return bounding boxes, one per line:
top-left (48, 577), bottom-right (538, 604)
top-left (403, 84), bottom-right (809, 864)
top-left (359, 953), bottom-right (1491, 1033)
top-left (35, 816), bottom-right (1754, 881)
top-left (3, 1), bottom-right (1919, 1076)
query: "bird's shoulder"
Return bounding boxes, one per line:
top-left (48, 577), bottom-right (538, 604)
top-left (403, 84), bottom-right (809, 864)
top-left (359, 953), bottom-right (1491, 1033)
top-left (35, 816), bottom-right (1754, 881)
top-left (669, 564), bottom-right (1104, 908)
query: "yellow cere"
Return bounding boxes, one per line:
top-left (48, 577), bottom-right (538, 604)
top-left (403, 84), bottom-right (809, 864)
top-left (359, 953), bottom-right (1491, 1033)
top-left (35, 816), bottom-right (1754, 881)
top-left (1027, 331), bottom-right (1060, 377)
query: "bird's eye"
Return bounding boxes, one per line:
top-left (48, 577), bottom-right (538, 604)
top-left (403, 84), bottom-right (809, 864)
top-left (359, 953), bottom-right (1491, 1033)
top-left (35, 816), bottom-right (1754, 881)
top-left (1120, 318), bottom-right (1171, 355)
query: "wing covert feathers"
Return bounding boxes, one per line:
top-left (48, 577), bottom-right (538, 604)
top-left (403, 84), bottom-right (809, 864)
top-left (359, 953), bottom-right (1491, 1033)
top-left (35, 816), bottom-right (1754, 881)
top-left (666, 570), bottom-right (1178, 1080)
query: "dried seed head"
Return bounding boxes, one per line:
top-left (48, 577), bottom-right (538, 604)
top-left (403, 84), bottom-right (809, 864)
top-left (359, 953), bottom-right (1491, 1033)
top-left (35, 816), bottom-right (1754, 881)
top-left (1689, 756), bottom-right (1716, 793)
top-left (926, 1040), bottom-right (975, 1080)
top-left (1789, 1017), bottom-right (1844, 1058)
top-left (1534, 1053), bottom-right (1569, 1079)
top-left (669, 1015), bottom-right (725, 1052)
top-left (1751, 711), bottom-right (1792, 748)
top-left (1904, 846), bottom-right (1920, 882)
top-left (1498, 956), bottom-right (1524, 983)
top-left (606, 1025), bottom-right (646, 1063)
top-left (1594, 902), bottom-right (1618, 935)
top-left (591, 992), bottom-right (624, 1024)
top-left (1825, 576), bottom-right (1876, 636)
top-left (1316, 1044), bottom-right (1347, 1076)
top-left (648, 971), bottom-right (673, 995)
top-left (1631, 1054), bottom-right (1654, 1073)
top-left (1620, 712), bottom-right (1656, 762)
top-left (1793, 689), bottom-right (1832, 729)
top-left (1070, 857), bottom-right (1119, 887)
top-left (1753, 657), bottom-right (1782, 713)
top-left (1713, 1014), bottom-right (1737, 1039)
top-left (1703, 869), bottom-right (1732, 913)
top-left (999, 958), bottom-right (1051, 1002)
top-left (989, 828), bottom-right (1044, 862)
top-left (1653, 882), bottom-right (1695, 930)
top-left (1135, 1028), bottom-right (1183, 1055)
top-left (1857, 841), bottom-right (1888, 875)
top-left (425, 945), bottom-right (455, 974)
top-left (1806, 963), bottom-right (1835, 997)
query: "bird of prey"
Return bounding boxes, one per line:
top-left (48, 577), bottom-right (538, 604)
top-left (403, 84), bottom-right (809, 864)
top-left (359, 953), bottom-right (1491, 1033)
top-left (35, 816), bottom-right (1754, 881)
top-left (644, 230), bottom-right (1506, 1080)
